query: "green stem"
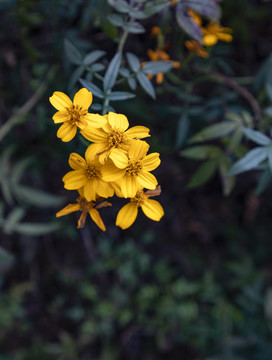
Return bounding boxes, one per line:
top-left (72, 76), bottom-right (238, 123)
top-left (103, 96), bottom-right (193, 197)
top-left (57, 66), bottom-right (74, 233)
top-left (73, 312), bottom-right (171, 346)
top-left (118, 30), bottom-right (129, 53)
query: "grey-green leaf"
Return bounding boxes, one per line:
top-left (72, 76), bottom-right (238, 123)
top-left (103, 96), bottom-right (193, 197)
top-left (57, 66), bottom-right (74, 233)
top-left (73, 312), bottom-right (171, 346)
top-left (189, 122), bottom-right (237, 143)
top-left (142, 61), bottom-right (173, 75)
top-left (175, 114), bottom-right (189, 150)
top-left (242, 127), bottom-right (272, 146)
top-left (126, 52), bottom-right (141, 72)
top-left (188, 160), bottom-right (218, 188)
top-left (4, 207), bottom-right (26, 234)
top-left (181, 145), bottom-right (222, 159)
top-left (64, 39), bottom-right (82, 65)
top-left (83, 50), bottom-right (106, 66)
top-left (175, 4), bottom-right (203, 42)
top-left (107, 91), bottom-right (135, 101)
top-left (228, 147), bottom-right (269, 176)
top-left (15, 185), bottom-right (64, 208)
top-left (136, 71), bottom-right (155, 99)
top-left (103, 52), bottom-right (122, 91)
top-left (14, 222), bottom-right (61, 236)
top-left (123, 21), bottom-right (145, 34)
top-left (107, 14), bottom-right (124, 27)
top-left (79, 79), bottom-right (104, 99)
top-left (187, 0), bottom-right (220, 21)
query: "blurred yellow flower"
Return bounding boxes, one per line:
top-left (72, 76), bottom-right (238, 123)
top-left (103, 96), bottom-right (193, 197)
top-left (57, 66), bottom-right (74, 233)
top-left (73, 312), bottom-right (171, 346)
top-left (150, 26), bottom-right (161, 37)
top-left (202, 23), bottom-right (233, 47)
top-left (49, 88), bottom-right (106, 142)
top-left (116, 186), bottom-right (164, 229)
top-left (62, 145), bottom-right (114, 201)
top-left (145, 49), bottom-right (181, 84)
top-left (56, 189), bottom-right (111, 230)
top-left (101, 140), bottom-right (160, 198)
top-left (188, 8), bottom-right (202, 27)
top-left (81, 111), bottom-right (150, 164)
top-left (185, 40), bottom-right (209, 58)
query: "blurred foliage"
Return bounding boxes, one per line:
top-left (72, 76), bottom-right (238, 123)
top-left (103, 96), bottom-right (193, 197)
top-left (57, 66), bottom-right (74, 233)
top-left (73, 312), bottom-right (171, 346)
top-left (1, 0), bottom-right (272, 359)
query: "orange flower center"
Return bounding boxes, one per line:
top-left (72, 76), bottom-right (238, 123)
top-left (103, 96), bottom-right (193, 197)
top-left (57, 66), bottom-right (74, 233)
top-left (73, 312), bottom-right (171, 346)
top-left (85, 164), bottom-right (100, 179)
top-left (107, 129), bottom-right (125, 147)
top-left (67, 105), bottom-right (87, 127)
top-left (126, 160), bottom-right (143, 176)
top-left (130, 191), bottom-right (148, 206)
top-left (77, 196), bottom-right (95, 212)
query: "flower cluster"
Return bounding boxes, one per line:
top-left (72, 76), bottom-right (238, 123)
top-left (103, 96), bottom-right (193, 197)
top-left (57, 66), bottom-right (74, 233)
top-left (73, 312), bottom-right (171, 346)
top-left (50, 88), bottom-right (164, 231)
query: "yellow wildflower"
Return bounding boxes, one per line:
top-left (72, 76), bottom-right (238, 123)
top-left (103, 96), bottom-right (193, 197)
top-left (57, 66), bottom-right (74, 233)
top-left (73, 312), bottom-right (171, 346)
top-left (188, 8), bottom-right (202, 27)
top-left (49, 88), bottom-right (106, 142)
top-left (81, 111), bottom-right (150, 164)
top-left (150, 26), bottom-right (161, 37)
top-left (202, 23), bottom-right (233, 47)
top-left (101, 140), bottom-right (160, 198)
top-left (185, 40), bottom-right (209, 58)
top-left (145, 48), bottom-right (181, 84)
top-left (116, 186), bottom-right (164, 229)
top-left (62, 145), bottom-right (114, 201)
top-left (56, 189), bottom-right (111, 230)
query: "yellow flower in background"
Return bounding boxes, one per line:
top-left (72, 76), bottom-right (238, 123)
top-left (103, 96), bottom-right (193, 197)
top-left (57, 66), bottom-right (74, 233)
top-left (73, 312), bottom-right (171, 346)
top-left (188, 8), bottom-right (202, 27)
top-left (81, 111), bottom-right (150, 164)
top-left (202, 23), bottom-right (233, 46)
top-left (62, 145), bottom-right (114, 201)
top-left (49, 88), bottom-right (106, 142)
top-left (145, 48), bottom-right (181, 84)
top-left (101, 140), bottom-right (160, 198)
top-left (56, 189), bottom-right (111, 230)
top-left (116, 186), bottom-right (164, 229)
top-left (150, 26), bottom-right (161, 37)
top-left (185, 40), bottom-right (209, 58)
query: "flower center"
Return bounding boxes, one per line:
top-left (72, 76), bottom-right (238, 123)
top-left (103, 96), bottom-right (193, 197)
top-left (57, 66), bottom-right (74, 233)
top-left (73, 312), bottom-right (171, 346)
top-left (67, 105), bottom-right (87, 127)
top-left (77, 196), bottom-right (95, 212)
top-left (130, 191), bottom-right (148, 206)
top-left (107, 130), bottom-right (125, 147)
top-left (126, 160), bottom-right (143, 176)
top-left (85, 164), bottom-right (100, 179)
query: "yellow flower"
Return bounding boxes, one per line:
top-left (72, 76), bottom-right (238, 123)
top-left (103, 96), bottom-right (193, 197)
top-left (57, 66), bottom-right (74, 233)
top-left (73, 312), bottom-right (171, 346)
top-left (81, 111), bottom-right (150, 164)
top-left (202, 23), bottom-right (233, 47)
top-left (145, 49), bottom-right (181, 84)
top-left (150, 26), bottom-right (161, 37)
top-left (49, 88), bottom-right (107, 142)
top-left (56, 189), bottom-right (111, 230)
top-left (62, 145), bottom-right (114, 201)
top-left (116, 186), bottom-right (164, 229)
top-left (101, 140), bottom-right (160, 198)
top-left (185, 40), bottom-right (209, 58)
top-left (188, 8), bottom-right (202, 27)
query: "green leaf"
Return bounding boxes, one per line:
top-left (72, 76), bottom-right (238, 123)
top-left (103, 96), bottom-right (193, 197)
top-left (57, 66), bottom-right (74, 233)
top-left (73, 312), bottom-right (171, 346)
top-left (68, 65), bottom-right (85, 91)
top-left (79, 79), bottom-right (104, 99)
top-left (242, 127), bottom-right (272, 146)
top-left (175, 4), bottom-right (203, 42)
top-left (89, 63), bottom-right (105, 72)
top-left (189, 122), bottom-right (238, 143)
top-left (228, 147), bottom-right (269, 176)
top-left (103, 52), bottom-right (122, 92)
top-left (268, 148), bottom-right (272, 174)
top-left (64, 39), bottom-right (82, 65)
top-left (106, 91), bottom-right (135, 101)
top-left (0, 245), bottom-right (14, 271)
top-left (188, 160), bottom-right (218, 188)
top-left (175, 114), bottom-right (189, 150)
top-left (143, 2), bottom-right (168, 17)
top-left (128, 77), bottom-right (137, 90)
top-left (83, 50), bottom-right (106, 66)
top-left (265, 107), bottom-right (272, 117)
top-left (4, 207), bottom-right (25, 234)
top-left (107, 14), bottom-right (124, 27)
top-left (136, 71), bottom-right (155, 99)
top-left (142, 61), bottom-right (173, 75)
top-left (218, 155), bottom-right (235, 196)
top-left (126, 52), bottom-right (141, 72)
top-left (123, 21), bottom-right (145, 34)
top-left (11, 157), bottom-right (33, 185)
top-left (13, 222), bottom-right (61, 236)
top-left (255, 169), bottom-right (272, 195)
top-left (108, 0), bottom-right (131, 13)
top-left (119, 67), bottom-right (130, 77)
top-left (15, 185), bottom-right (64, 208)
top-left (187, 0), bottom-right (220, 21)
top-left (181, 145), bottom-right (222, 159)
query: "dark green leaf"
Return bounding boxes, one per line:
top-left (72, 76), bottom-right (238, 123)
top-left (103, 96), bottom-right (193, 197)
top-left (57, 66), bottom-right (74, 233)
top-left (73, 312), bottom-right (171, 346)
top-left (15, 185), bottom-right (64, 208)
top-left (228, 147), bottom-right (269, 176)
top-left (136, 71), bottom-right (155, 99)
top-left (4, 207), bottom-right (25, 234)
top-left (107, 91), bottom-right (135, 101)
top-left (190, 122), bottom-right (237, 143)
top-left (126, 52), bottom-right (141, 72)
top-left (64, 39), bottom-right (82, 65)
top-left (103, 52), bottom-right (122, 91)
top-left (79, 79), bottom-right (104, 99)
top-left (90, 63), bottom-right (105, 72)
top-left (123, 21), bottom-right (145, 34)
top-left (175, 114), bottom-right (189, 150)
top-left (181, 145), bottom-right (222, 159)
top-left (68, 65), bottom-right (85, 91)
top-left (107, 14), bottom-right (124, 27)
top-left (83, 50), bottom-right (106, 66)
top-left (188, 160), bottom-right (218, 188)
top-left (0, 245), bottom-right (14, 270)
top-left (108, 0), bottom-right (131, 13)
top-left (142, 61), bottom-right (173, 74)
top-left (218, 155), bottom-right (235, 196)
top-left (255, 169), bottom-right (272, 195)
top-left (242, 127), bottom-right (272, 146)
top-left (14, 222), bottom-right (60, 236)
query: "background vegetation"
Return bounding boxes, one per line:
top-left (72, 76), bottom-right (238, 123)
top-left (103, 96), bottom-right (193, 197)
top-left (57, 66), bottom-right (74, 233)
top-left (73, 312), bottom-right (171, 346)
top-left (1, 0), bottom-right (272, 359)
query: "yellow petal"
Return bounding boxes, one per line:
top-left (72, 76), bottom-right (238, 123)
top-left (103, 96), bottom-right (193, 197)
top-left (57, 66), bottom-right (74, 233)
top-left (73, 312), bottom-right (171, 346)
top-left (85, 143), bottom-right (104, 162)
top-left (63, 170), bottom-right (86, 190)
top-left (116, 203), bottom-right (138, 229)
top-left (57, 123), bottom-right (77, 142)
top-left (97, 179), bottom-right (114, 198)
top-left (73, 88), bottom-right (93, 109)
top-left (89, 208), bottom-right (106, 231)
top-left (52, 110), bottom-right (69, 123)
top-left (81, 126), bottom-right (106, 142)
top-left (203, 34), bottom-right (218, 47)
top-left (84, 178), bottom-right (99, 201)
top-left (99, 149), bottom-right (111, 165)
top-left (101, 161), bottom-right (125, 182)
top-left (156, 73), bottom-right (164, 84)
top-left (137, 170), bottom-right (158, 189)
top-left (128, 140), bottom-right (149, 160)
top-left (85, 113), bottom-right (107, 128)
top-left (108, 112), bottom-right (129, 131)
top-left (56, 203), bottom-right (80, 217)
top-left (142, 153), bottom-right (161, 171)
top-left (125, 126), bottom-right (150, 139)
top-left (111, 181), bottom-right (124, 198)
top-left (217, 32), bottom-right (233, 42)
top-left (141, 199), bottom-right (164, 221)
top-left (121, 175), bottom-right (139, 198)
top-left (49, 91), bottom-right (73, 110)
top-left (109, 148), bottom-right (129, 169)
top-left (69, 153), bottom-right (86, 170)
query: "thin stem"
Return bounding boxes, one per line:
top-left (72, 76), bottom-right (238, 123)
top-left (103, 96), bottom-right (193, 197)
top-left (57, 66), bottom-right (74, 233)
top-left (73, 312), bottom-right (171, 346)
top-left (118, 30), bottom-right (129, 53)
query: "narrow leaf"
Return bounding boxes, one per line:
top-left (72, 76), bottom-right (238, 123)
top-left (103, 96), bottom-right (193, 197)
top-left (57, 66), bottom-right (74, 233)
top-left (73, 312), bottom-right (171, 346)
top-left (255, 169), bottom-right (272, 195)
top-left (107, 14), bottom-right (124, 27)
top-left (126, 52), bottom-right (141, 72)
top-left (187, 0), bottom-right (220, 21)
top-left (175, 114), bottom-right (189, 150)
top-left (107, 91), bottom-right (135, 101)
top-left (123, 21), bottom-right (145, 34)
top-left (79, 79), bottom-right (104, 99)
top-left (83, 50), bottom-right (106, 66)
top-left (228, 147), bottom-right (268, 176)
top-left (136, 71), bottom-right (155, 99)
top-left (103, 52), bottom-right (122, 91)
top-left (188, 160), bottom-right (218, 188)
top-left (14, 222), bottom-right (61, 236)
top-left (15, 185), bottom-right (64, 208)
top-left (242, 127), bottom-right (272, 146)
top-left (181, 145), bottom-right (222, 160)
top-left (64, 39), bottom-right (82, 65)
top-left (189, 122), bottom-right (237, 143)
top-left (175, 4), bottom-right (203, 42)
top-left (142, 61), bottom-right (173, 75)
